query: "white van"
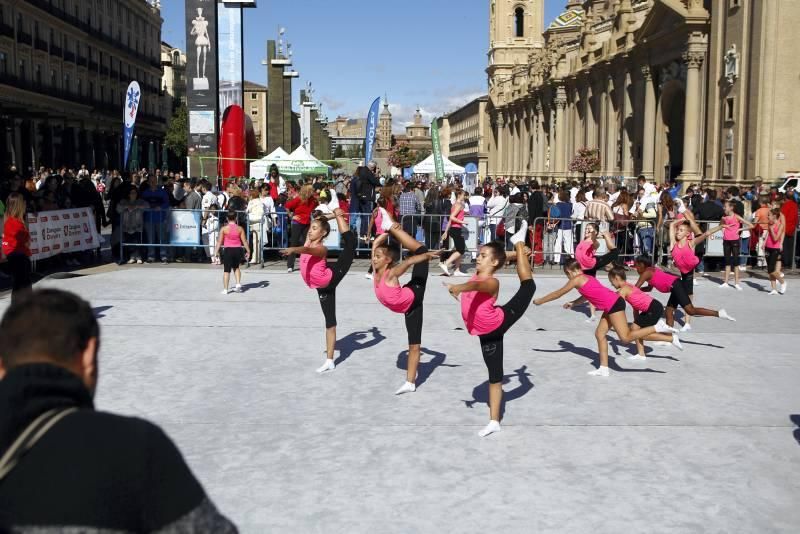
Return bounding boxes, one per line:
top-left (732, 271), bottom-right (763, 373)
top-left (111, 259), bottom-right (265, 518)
top-left (776, 172), bottom-right (800, 192)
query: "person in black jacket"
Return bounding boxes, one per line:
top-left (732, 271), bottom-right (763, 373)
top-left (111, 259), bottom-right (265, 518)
top-left (0, 289), bottom-right (237, 533)
top-left (693, 189), bottom-right (725, 273)
top-left (357, 161), bottom-right (382, 235)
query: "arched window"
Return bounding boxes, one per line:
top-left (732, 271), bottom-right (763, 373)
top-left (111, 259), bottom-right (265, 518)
top-left (514, 7), bottom-right (524, 37)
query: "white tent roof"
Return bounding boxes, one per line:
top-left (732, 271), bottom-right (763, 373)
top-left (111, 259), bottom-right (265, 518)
top-left (412, 154), bottom-right (465, 175)
top-left (250, 148), bottom-right (291, 179)
top-left (249, 146), bottom-right (330, 178)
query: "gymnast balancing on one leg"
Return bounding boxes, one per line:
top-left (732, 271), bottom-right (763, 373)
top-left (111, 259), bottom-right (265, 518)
top-left (667, 219), bottom-right (723, 331)
top-left (632, 255), bottom-right (736, 325)
top-left (534, 259), bottom-right (675, 377)
top-left (443, 222), bottom-right (535, 437)
top-left (281, 208), bottom-right (356, 373)
top-left (606, 266), bottom-right (683, 361)
top-left (371, 220), bottom-right (440, 394)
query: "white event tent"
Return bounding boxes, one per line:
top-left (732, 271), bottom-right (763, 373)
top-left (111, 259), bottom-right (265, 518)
top-left (249, 146), bottom-right (330, 178)
top-left (249, 147), bottom-right (291, 179)
top-left (412, 154), bottom-right (466, 175)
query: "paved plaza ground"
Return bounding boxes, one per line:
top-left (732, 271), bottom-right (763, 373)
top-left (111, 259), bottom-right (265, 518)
top-left (2, 266), bottom-right (799, 533)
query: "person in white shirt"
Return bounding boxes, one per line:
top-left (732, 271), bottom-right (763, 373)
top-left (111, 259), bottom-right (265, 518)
top-left (199, 180), bottom-right (220, 264)
top-left (508, 181), bottom-right (521, 196)
top-left (486, 188), bottom-right (509, 242)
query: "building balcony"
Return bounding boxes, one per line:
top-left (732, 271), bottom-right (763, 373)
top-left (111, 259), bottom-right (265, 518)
top-left (64, 51), bottom-right (76, 63)
top-left (17, 32), bottom-right (32, 46)
top-left (88, 60), bottom-right (98, 71)
top-left (77, 56), bottom-right (87, 67)
top-left (0, 22), bottom-right (14, 39)
top-left (100, 66), bottom-right (109, 76)
top-left (35, 38), bottom-right (49, 52)
top-left (50, 45), bottom-right (62, 57)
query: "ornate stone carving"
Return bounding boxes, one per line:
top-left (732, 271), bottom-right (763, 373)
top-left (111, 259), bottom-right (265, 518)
top-left (724, 44), bottom-right (739, 85)
top-left (682, 50), bottom-right (705, 69)
top-left (640, 64), bottom-right (652, 81)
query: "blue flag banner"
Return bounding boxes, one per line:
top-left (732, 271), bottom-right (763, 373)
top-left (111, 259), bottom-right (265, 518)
top-left (364, 97), bottom-right (381, 163)
top-left (123, 81), bottom-right (141, 169)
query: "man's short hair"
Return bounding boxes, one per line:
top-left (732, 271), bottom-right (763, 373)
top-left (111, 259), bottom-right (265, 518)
top-left (0, 289), bottom-right (99, 368)
top-left (367, 160), bottom-right (377, 170)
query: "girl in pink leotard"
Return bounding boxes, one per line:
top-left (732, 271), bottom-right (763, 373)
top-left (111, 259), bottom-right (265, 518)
top-left (534, 259), bottom-right (674, 377)
top-left (281, 208), bottom-right (355, 373)
top-left (607, 266), bottom-right (682, 360)
top-left (371, 221), bottom-right (439, 395)
top-left (764, 208), bottom-right (787, 294)
top-left (667, 219), bottom-right (724, 331)
top-left (443, 221), bottom-right (534, 437)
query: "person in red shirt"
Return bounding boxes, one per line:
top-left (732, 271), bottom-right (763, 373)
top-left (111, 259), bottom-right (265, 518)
top-left (1, 193), bottom-right (32, 303)
top-left (284, 184), bottom-right (319, 273)
top-left (780, 186), bottom-right (798, 269)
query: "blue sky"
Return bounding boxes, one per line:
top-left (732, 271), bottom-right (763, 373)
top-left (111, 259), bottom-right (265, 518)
top-left (163, 0), bottom-right (565, 131)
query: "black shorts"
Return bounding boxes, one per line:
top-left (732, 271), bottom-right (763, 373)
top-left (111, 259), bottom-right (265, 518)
top-left (317, 231), bottom-right (357, 329)
top-left (766, 247), bottom-right (781, 273)
top-left (403, 246), bottom-right (429, 345)
top-left (449, 227), bottom-right (466, 255)
top-left (222, 247), bottom-right (244, 273)
top-left (723, 239), bottom-right (740, 267)
top-left (634, 299), bottom-right (664, 328)
top-left (666, 278), bottom-right (691, 309)
top-left (606, 296), bottom-right (626, 315)
top-left (583, 248), bottom-right (619, 277)
top-left (479, 279), bottom-right (536, 384)
top-left (680, 271), bottom-right (694, 296)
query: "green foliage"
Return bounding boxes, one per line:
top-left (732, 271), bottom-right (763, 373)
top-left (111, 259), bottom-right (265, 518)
top-left (388, 143), bottom-right (416, 170)
top-left (164, 105), bottom-right (188, 158)
top-left (334, 144), bottom-right (344, 158)
top-left (415, 148), bottom-right (431, 164)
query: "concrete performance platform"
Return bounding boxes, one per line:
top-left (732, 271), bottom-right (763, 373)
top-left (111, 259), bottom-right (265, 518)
top-left (2, 267), bottom-right (799, 533)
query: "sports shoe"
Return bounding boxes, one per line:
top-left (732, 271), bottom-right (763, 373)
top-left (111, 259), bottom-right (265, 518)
top-left (718, 309), bottom-right (736, 322)
top-left (585, 316), bottom-right (597, 324)
top-left (738, 265), bottom-right (747, 272)
top-left (220, 288), bottom-right (229, 295)
top-left (395, 381), bottom-right (416, 395)
top-left (136, 259), bottom-right (143, 264)
top-left (453, 270), bottom-right (469, 277)
top-left (587, 366), bottom-right (610, 377)
top-left (233, 284), bottom-right (242, 293)
top-left (779, 280), bottom-right (787, 294)
top-left (769, 289), bottom-right (779, 295)
top-left (365, 273), bottom-right (373, 280)
top-left (126, 258), bottom-right (135, 264)
top-left (652, 341), bottom-right (671, 347)
top-left (379, 208), bottom-right (394, 232)
top-left (438, 263), bottom-right (451, 276)
top-left (510, 221), bottom-right (529, 246)
top-left (287, 267), bottom-right (293, 273)
top-left (627, 355), bottom-right (646, 361)
top-left (316, 359), bottom-right (335, 373)
top-left (161, 258), bottom-right (168, 264)
top-left (680, 323), bottom-right (692, 332)
top-left (734, 284), bottom-right (743, 291)
top-left (718, 282), bottom-right (729, 289)
top-left (671, 334), bottom-right (684, 351)
top-left (655, 319), bottom-right (676, 334)
top-left (478, 420), bottom-right (502, 438)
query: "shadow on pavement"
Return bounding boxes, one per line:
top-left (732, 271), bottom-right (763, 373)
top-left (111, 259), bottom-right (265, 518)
top-left (464, 366), bottom-right (534, 420)
top-left (534, 340), bottom-right (666, 373)
top-left (791, 415), bottom-right (800, 446)
top-left (334, 327), bottom-right (385, 367)
top-left (92, 305), bottom-right (113, 319)
top-left (396, 347), bottom-right (460, 388)
top-left (240, 281), bottom-right (271, 292)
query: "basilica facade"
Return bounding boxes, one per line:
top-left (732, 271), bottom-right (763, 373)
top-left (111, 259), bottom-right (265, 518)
top-left (486, 0), bottom-right (800, 186)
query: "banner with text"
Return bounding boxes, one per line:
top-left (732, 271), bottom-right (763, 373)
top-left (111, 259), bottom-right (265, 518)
top-left (430, 119), bottom-right (445, 182)
top-left (27, 208), bottom-right (102, 261)
top-left (364, 97), bottom-right (381, 164)
top-left (169, 210), bottom-right (203, 245)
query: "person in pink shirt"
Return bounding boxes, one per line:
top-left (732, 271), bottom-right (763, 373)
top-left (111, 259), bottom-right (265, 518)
top-left (719, 201), bottom-right (754, 290)
top-left (764, 208), bottom-right (787, 294)
top-left (607, 266), bottom-right (682, 360)
top-left (534, 260), bottom-right (674, 377)
top-left (280, 208), bottom-right (354, 373)
top-left (443, 222), bottom-right (534, 438)
top-left (371, 220), bottom-right (439, 395)
top-left (667, 219), bottom-right (724, 331)
top-left (213, 210), bottom-right (251, 294)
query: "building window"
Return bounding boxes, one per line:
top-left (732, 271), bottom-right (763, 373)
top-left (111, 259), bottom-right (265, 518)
top-left (251, 108), bottom-right (258, 115)
top-left (0, 52), bottom-right (6, 75)
top-left (250, 93), bottom-right (258, 100)
top-left (64, 73), bottom-right (70, 91)
top-left (35, 64), bottom-right (42, 85)
top-left (19, 59), bottom-right (26, 80)
top-left (514, 7), bottom-right (524, 38)
top-left (730, 0), bottom-right (742, 8)
top-left (725, 97), bottom-right (735, 122)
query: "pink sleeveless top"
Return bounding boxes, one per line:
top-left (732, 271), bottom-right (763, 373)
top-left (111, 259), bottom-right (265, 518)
top-left (649, 268), bottom-right (678, 293)
top-left (460, 275), bottom-right (504, 335)
top-left (222, 222), bottom-right (242, 247)
top-left (672, 242), bottom-right (699, 274)
top-left (722, 215), bottom-right (740, 241)
top-left (575, 239), bottom-right (596, 270)
top-left (765, 222), bottom-right (782, 249)
top-left (374, 270), bottom-right (414, 314)
top-left (375, 209), bottom-right (386, 236)
top-left (300, 247), bottom-right (332, 289)
top-left (451, 207), bottom-right (465, 229)
top-left (624, 283), bottom-right (653, 313)
top-left (577, 275), bottom-right (620, 313)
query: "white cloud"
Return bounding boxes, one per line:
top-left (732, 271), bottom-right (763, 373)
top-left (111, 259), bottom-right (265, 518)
top-left (388, 88), bottom-right (486, 133)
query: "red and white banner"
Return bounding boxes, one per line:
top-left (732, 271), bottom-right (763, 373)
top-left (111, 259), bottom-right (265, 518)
top-left (26, 208), bottom-right (101, 261)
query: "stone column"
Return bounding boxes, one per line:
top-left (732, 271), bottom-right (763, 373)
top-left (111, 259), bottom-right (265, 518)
top-left (606, 76), bottom-right (617, 174)
top-left (554, 85), bottom-right (567, 177)
top-left (641, 65), bottom-right (656, 179)
top-left (535, 99), bottom-right (545, 178)
top-left (681, 50), bottom-right (704, 181)
top-left (496, 111), bottom-right (505, 176)
top-left (621, 69), bottom-right (633, 175)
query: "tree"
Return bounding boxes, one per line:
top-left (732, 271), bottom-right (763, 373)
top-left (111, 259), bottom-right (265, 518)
top-left (388, 142), bottom-right (416, 175)
top-left (164, 105), bottom-right (188, 158)
top-left (415, 148), bottom-right (431, 164)
top-left (568, 147), bottom-right (601, 182)
top-left (334, 144), bottom-right (344, 158)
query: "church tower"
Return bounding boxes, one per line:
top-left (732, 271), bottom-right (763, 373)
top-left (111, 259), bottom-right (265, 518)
top-left (487, 0), bottom-right (543, 106)
top-left (377, 96), bottom-right (392, 151)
